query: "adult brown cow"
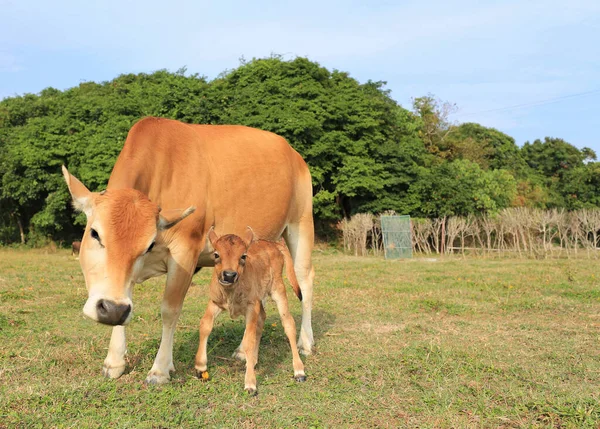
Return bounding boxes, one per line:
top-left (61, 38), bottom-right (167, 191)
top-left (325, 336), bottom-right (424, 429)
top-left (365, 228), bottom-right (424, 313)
top-left (62, 117), bottom-right (315, 384)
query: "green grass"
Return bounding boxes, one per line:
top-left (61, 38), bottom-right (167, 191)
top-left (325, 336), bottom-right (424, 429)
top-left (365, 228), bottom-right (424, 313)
top-left (1, 249), bottom-right (600, 428)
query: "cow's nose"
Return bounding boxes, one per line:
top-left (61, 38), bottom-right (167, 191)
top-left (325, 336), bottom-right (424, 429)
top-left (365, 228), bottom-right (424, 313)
top-left (222, 270), bottom-right (238, 283)
top-left (96, 300), bottom-right (132, 326)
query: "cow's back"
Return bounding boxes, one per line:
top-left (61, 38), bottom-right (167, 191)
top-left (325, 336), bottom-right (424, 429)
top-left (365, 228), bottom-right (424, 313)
top-left (108, 117), bottom-right (312, 251)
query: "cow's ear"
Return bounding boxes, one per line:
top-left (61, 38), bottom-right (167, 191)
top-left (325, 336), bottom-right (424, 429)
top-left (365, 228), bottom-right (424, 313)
top-left (243, 226), bottom-right (257, 246)
top-left (207, 226), bottom-right (219, 246)
top-left (62, 165), bottom-right (93, 217)
top-left (158, 206), bottom-right (195, 230)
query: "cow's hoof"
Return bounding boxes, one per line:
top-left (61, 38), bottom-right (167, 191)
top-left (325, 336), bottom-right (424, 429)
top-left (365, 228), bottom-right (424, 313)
top-left (297, 340), bottom-right (313, 356)
top-left (232, 349), bottom-right (246, 362)
top-left (244, 387), bottom-right (258, 396)
top-left (294, 374), bottom-right (307, 382)
top-left (196, 370), bottom-right (210, 381)
top-left (144, 371), bottom-right (170, 385)
top-left (102, 363), bottom-right (126, 379)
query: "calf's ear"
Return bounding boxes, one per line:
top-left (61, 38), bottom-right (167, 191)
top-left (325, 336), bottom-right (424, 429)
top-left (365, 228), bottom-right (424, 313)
top-left (207, 226), bottom-right (219, 246)
top-left (158, 206), bottom-right (195, 230)
top-left (62, 165), bottom-right (94, 217)
top-left (243, 226), bottom-right (257, 246)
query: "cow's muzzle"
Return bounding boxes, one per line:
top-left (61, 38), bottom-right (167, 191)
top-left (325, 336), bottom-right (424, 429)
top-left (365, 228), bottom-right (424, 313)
top-left (95, 299), bottom-right (132, 326)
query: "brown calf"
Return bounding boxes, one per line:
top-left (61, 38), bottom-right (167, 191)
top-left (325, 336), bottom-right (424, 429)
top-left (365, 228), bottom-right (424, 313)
top-left (71, 241), bottom-right (81, 258)
top-left (195, 227), bottom-right (306, 395)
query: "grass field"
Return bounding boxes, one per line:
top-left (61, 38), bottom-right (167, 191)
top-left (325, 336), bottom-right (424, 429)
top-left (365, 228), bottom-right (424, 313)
top-left (1, 248), bottom-right (600, 428)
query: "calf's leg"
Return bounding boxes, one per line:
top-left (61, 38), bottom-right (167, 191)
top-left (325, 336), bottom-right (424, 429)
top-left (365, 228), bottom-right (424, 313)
top-left (194, 300), bottom-right (222, 378)
top-left (241, 301), bottom-right (261, 395)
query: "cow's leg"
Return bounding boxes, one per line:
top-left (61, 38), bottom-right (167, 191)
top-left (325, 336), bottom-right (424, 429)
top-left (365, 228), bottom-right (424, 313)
top-left (194, 300), bottom-right (222, 378)
top-left (145, 250), bottom-right (197, 385)
top-left (242, 301), bottom-right (261, 395)
top-left (271, 286), bottom-right (306, 381)
top-left (102, 325), bottom-right (127, 378)
top-left (284, 219), bottom-right (315, 355)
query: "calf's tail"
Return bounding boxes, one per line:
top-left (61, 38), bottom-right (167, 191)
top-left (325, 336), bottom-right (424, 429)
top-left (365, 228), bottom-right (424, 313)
top-left (277, 239), bottom-right (302, 301)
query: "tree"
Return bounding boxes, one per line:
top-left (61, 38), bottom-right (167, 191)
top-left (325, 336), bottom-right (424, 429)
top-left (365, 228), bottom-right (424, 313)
top-left (412, 95), bottom-right (457, 158)
top-left (556, 162), bottom-right (600, 210)
top-left (445, 122), bottom-right (523, 171)
top-left (412, 159), bottom-right (517, 218)
top-left (521, 137), bottom-right (595, 178)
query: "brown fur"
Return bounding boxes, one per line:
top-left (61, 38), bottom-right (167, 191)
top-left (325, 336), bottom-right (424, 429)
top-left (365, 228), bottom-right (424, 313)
top-left (194, 228), bottom-right (306, 394)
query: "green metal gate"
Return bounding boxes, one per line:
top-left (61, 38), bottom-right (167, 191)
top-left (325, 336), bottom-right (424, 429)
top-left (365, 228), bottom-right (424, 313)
top-left (381, 215), bottom-right (412, 259)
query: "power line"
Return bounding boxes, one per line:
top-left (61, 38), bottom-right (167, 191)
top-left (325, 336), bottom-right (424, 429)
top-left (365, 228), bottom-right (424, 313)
top-left (456, 88), bottom-right (600, 117)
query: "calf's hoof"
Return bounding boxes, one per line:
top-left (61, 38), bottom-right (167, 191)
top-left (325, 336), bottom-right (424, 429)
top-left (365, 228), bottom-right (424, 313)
top-left (294, 374), bottom-right (307, 382)
top-left (244, 387), bottom-right (258, 396)
top-left (196, 370), bottom-right (210, 381)
top-left (102, 363), bottom-right (126, 379)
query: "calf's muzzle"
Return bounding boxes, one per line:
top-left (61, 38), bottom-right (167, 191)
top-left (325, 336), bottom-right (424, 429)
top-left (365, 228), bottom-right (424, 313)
top-left (221, 270), bottom-right (238, 285)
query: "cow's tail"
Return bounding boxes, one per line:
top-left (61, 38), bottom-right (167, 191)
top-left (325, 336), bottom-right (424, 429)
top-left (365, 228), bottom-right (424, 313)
top-left (277, 238), bottom-right (302, 301)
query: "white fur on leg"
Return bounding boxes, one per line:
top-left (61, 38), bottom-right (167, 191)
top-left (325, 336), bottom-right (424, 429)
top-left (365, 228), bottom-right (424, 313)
top-left (145, 305), bottom-right (178, 385)
top-left (102, 325), bottom-right (127, 379)
top-left (284, 222), bottom-right (315, 356)
top-left (296, 267), bottom-right (315, 355)
top-left (297, 300), bottom-right (314, 355)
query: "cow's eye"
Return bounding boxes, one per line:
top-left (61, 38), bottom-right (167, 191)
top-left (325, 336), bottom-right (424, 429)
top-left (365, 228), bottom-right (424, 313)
top-left (146, 242), bottom-right (155, 254)
top-left (90, 228), bottom-right (103, 246)
top-left (240, 254), bottom-right (247, 262)
top-left (214, 252), bottom-right (220, 259)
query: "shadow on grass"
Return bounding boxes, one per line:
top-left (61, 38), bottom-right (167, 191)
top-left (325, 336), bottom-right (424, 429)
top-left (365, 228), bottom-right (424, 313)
top-left (166, 307), bottom-right (336, 381)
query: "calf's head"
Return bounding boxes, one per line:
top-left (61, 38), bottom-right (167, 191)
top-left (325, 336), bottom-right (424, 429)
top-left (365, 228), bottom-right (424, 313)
top-left (208, 227), bottom-right (256, 286)
top-left (62, 166), bottom-right (194, 325)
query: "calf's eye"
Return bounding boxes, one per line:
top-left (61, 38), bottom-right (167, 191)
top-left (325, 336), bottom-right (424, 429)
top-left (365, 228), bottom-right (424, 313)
top-left (214, 252), bottom-right (220, 259)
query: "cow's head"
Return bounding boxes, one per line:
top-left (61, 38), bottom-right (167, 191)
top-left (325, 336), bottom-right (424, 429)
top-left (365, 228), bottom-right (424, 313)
top-left (208, 227), bottom-right (256, 286)
top-left (62, 166), bottom-right (194, 326)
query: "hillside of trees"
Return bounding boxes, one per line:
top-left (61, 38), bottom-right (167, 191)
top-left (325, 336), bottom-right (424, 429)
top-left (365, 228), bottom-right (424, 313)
top-left (0, 56), bottom-right (598, 244)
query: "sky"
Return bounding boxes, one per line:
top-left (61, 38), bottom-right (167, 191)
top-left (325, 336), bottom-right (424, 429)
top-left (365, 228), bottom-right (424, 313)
top-left (1, 0), bottom-right (599, 152)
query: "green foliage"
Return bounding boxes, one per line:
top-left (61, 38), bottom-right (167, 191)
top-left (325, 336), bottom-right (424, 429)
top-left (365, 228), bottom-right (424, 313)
top-left (446, 122), bottom-right (523, 171)
top-left (520, 137), bottom-right (598, 208)
top-left (412, 94), bottom-right (456, 158)
top-left (413, 159), bottom-right (517, 217)
top-left (521, 137), bottom-right (594, 178)
top-left (556, 163), bottom-right (600, 209)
